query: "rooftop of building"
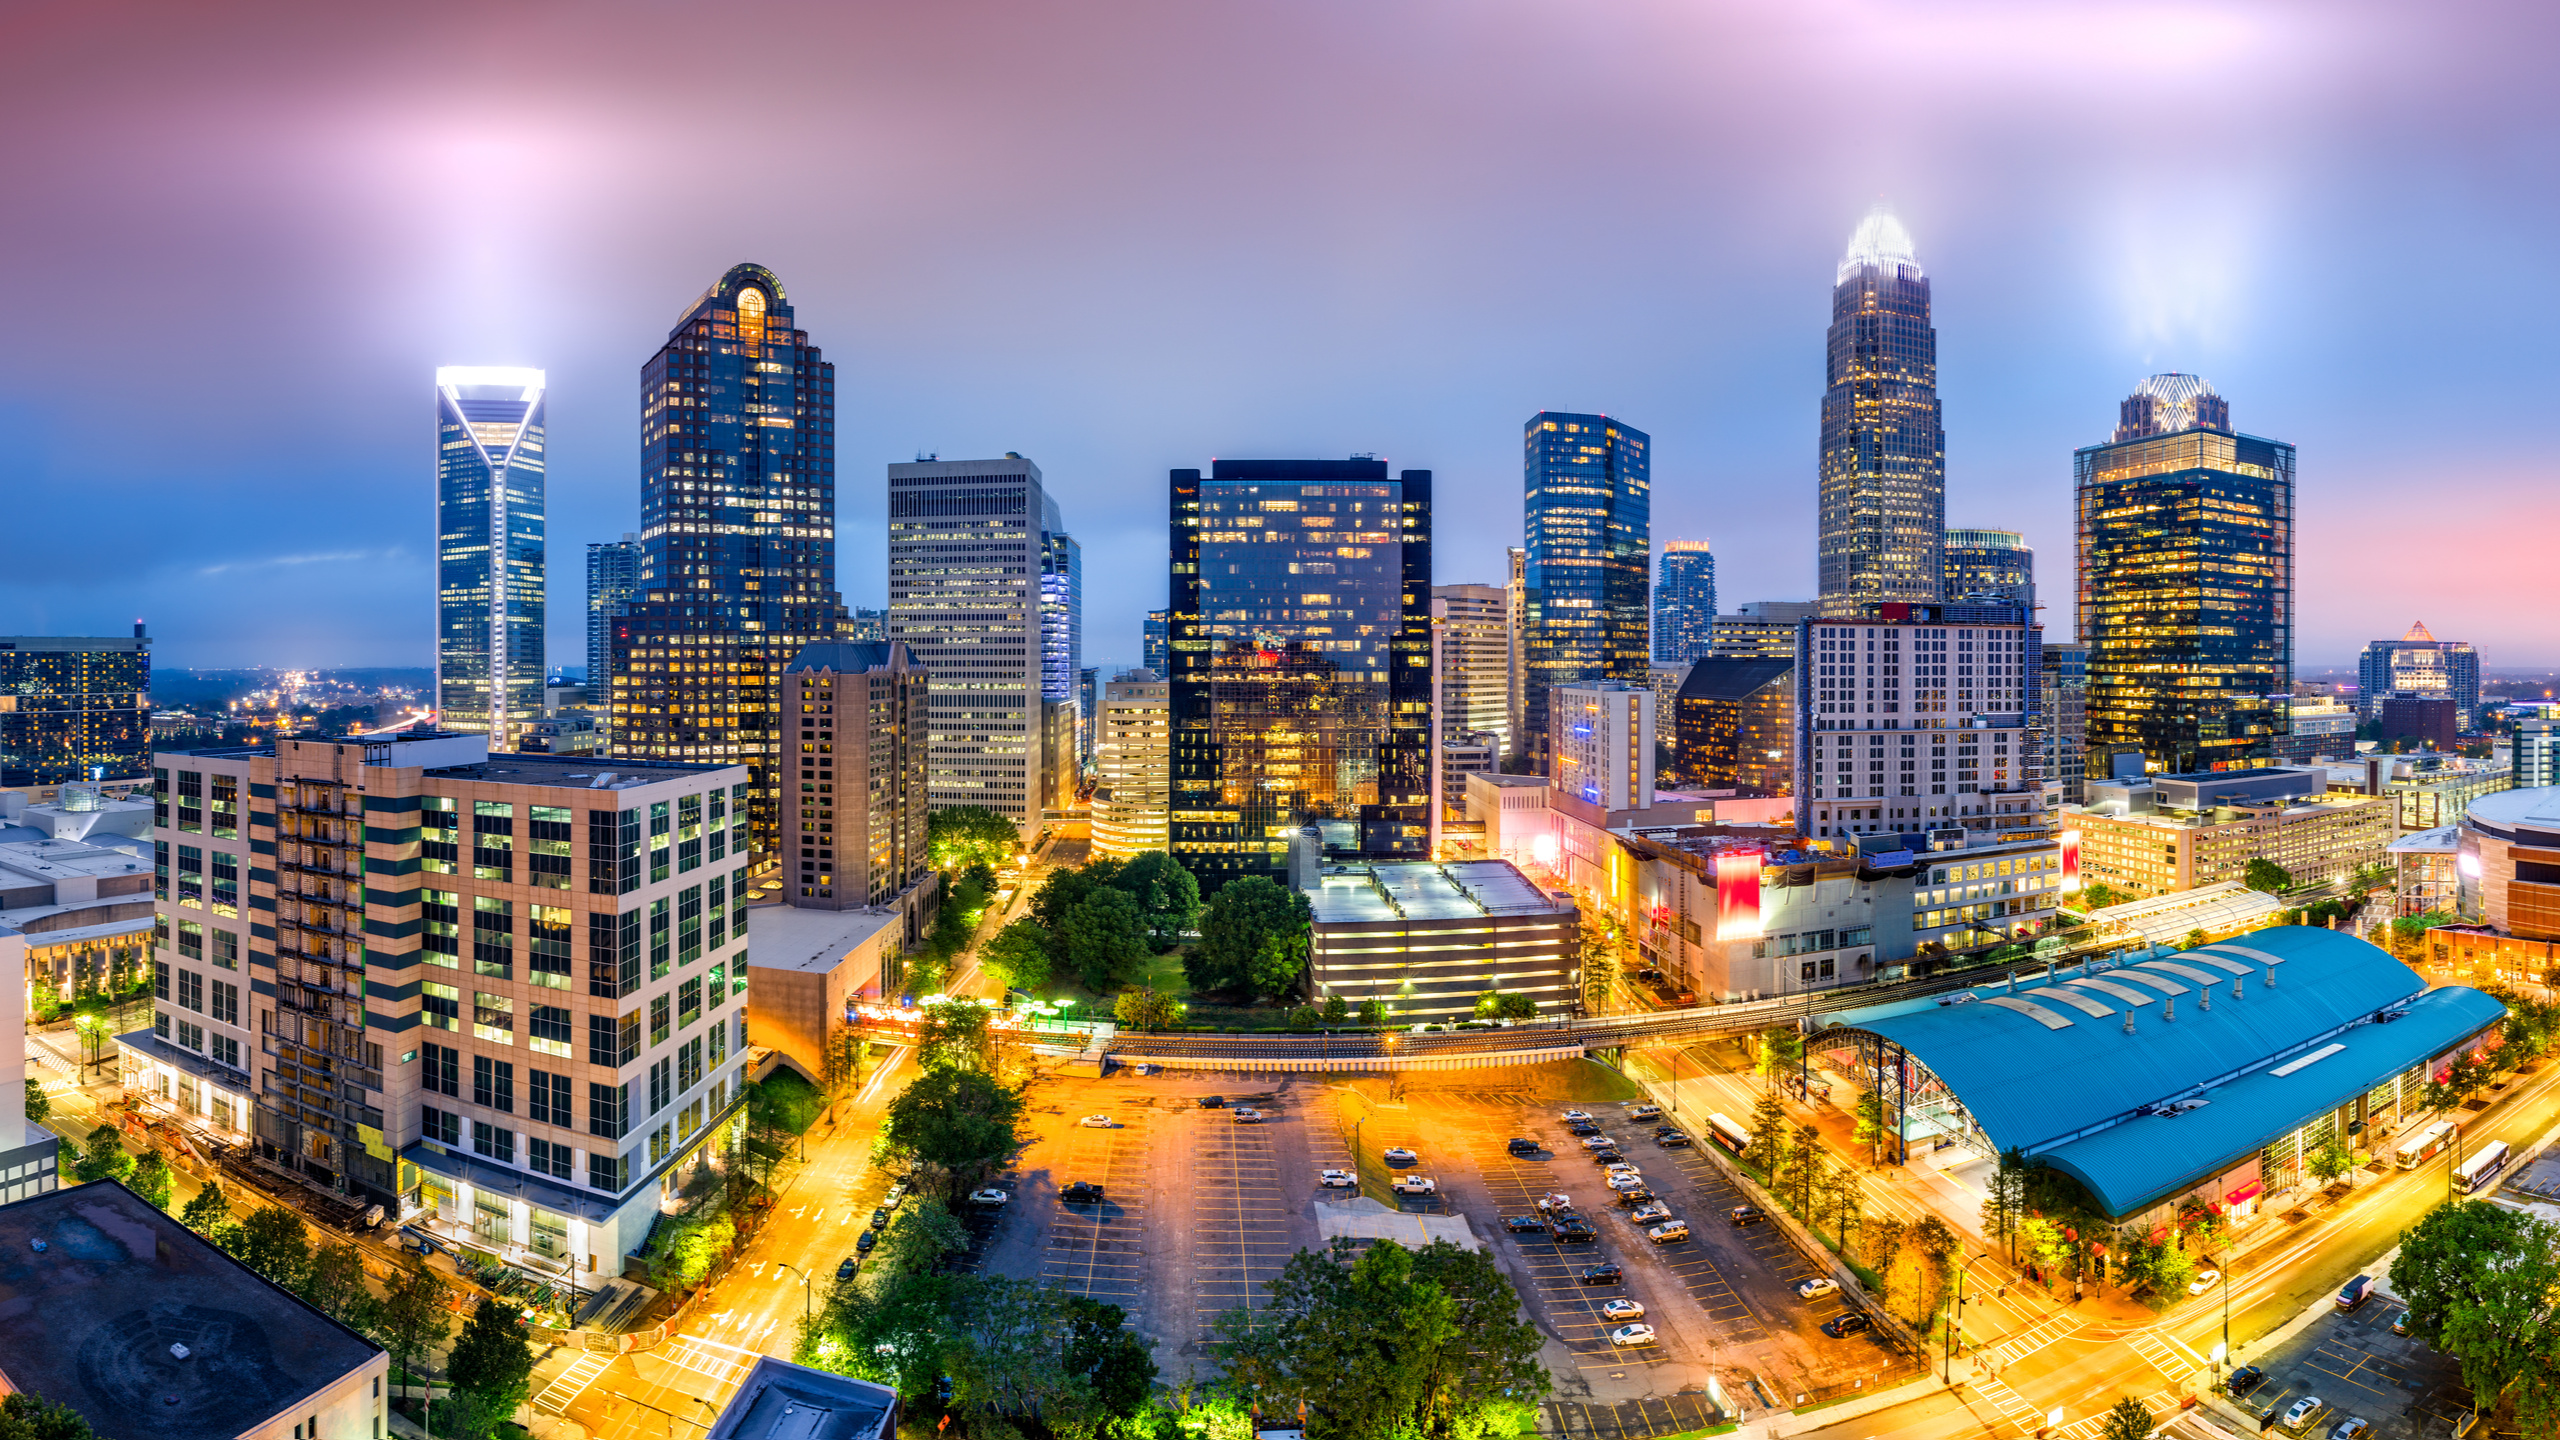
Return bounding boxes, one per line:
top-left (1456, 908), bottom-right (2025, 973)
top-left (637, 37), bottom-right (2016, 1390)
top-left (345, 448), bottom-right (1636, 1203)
top-left (1307, 860), bottom-right (1568, 925)
top-left (2078, 880), bottom-right (2286, 942)
top-left (421, 753), bottom-right (746, 790)
top-left (785, 642), bottom-right (911, 675)
top-left (1676, 656), bottom-right (1793, 701)
top-left (743, 903), bottom-right (907, 975)
top-left (2463, 785), bottom-right (2560, 834)
top-left (2067, 791), bottom-right (2381, 829)
top-left (705, 1357), bottom-right (898, 1440)
top-left (0, 1181), bottom-right (381, 1439)
top-left (1466, 772), bottom-right (1549, 790)
top-left (0, 837), bottom-right (153, 885)
top-left (2389, 825), bottom-right (2459, 855)
top-left (1821, 928), bottom-right (2504, 1216)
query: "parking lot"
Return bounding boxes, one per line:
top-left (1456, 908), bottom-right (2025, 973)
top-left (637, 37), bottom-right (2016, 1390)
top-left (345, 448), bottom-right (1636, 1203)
top-left (2232, 1290), bottom-right (2470, 1440)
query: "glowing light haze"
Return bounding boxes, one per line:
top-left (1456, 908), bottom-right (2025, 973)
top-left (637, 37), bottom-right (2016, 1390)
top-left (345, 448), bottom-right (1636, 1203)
top-left (3, 0), bottom-right (2555, 666)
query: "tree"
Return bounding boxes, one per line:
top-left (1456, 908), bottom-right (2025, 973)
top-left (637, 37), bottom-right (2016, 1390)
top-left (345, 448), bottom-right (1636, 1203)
top-left (2181, 928), bottom-right (2209, 951)
top-left (882, 1066), bottom-right (1025, 1198)
top-left (238, 1204), bottom-right (313, 1291)
top-left (1061, 1295), bottom-right (1159, 1420)
top-left (1493, 993), bottom-right (1537, 1021)
top-left (2077, 881), bottom-right (2128, 911)
top-left (1286, 1004), bottom-right (1323, 1028)
top-left (1754, 1026), bottom-right (1805, 1090)
top-left (302, 1242), bottom-right (376, 1332)
top-left (72, 1124), bottom-right (132, 1185)
top-left (2243, 857), bottom-right (2293, 894)
top-left (22, 1080), bottom-right (48, 1128)
top-left (1110, 851), bottom-right (1202, 951)
top-left (1782, 1123), bottom-right (1826, 1214)
top-left (878, 1197), bottom-right (970, 1279)
top-left (445, 1296), bottom-right (538, 1439)
top-left (1113, 985), bottom-right (1181, 1032)
top-left (2147, 1237), bottom-right (2197, 1297)
top-left (1982, 1150), bottom-right (2030, 1259)
top-left (2437, 1241), bottom-right (2560, 1438)
top-left (1322, 994), bottom-right (1350, 1024)
top-left (2306, 1136), bottom-right (2354, 1189)
top-left (929, 806), bottom-right (1020, 873)
top-left (1032, 859), bottom-right (1126, 933)
top-left (0, 1390), bottom-right (100, 1440)
top-left (127, 1151), bottom-right (174, 1212)
top-left (1896, 1215), bottom-right (1958, 1323)
top-left (919, 999), bottom-right (1000, 1074)
top-left (1744, 1091), bottom-right (1791, 1176)
top-left (640, 1208), bottom-right (736, 1291)
top-left (2098, 1396), bottom-right (2153, 1440)
top-left (178, 1180), bottom-right (234, 1235)
top-left (1862, 1215), bottom-right (1906, 1286)
top-left (981, 919), bottom-right (1054, 994)
top-left (1060, 887), bottom-right (1151, 991)
top-left (1356, 997), bottom-right (1389, 1027)
top-left (1188, 876), bottom-right (1314, 1001)
top-left (2392, 1200), bottom-right (2539, 1347)
top-left (1819, 1165), bottom-right (1865, 1252)
top-left (1218, 1239), bottom-right (1551, 1440)
top-left (1852, 1092), bottom-right (1887, 1166)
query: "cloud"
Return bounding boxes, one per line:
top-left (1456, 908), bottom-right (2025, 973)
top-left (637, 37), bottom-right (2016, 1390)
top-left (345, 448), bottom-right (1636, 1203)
top-left (196, 549), bottom-right (400, 578)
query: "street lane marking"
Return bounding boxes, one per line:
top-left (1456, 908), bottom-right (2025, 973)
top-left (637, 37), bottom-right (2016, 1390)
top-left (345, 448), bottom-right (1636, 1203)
top-left (1966, 1374), bottom-right (2043, 1435)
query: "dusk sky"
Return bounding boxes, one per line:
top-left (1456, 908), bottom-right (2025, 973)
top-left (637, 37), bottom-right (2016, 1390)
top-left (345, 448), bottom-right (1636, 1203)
top-left (6, 0), bottom-right (2556, 671)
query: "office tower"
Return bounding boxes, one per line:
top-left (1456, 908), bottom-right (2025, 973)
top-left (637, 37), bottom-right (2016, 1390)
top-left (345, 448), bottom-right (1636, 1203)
top-left (1168, 458), bottom-right (1432, 885)
top-left (839, 608), bottom-right (889, 644)
top-left (1710, 601), bottom-right (1820, 659)
top-left (1523, 412), bottom-right (1650, 768)
top-left (887, 456), bottom-right (1048, 835)
top-left (1143, 610), bottom-right (1169, 676)
top-left (586, 535), bottom-right (641, 686)
top-left (607, 264), bottom-right (844, 864)
top-left (1796, 603), bottom-right (2040, 841)
top-left (1548, 682), bottom-right (1654, 811)
top-left (1505, 546), bottom-right (1528, 762)
top-left (1433, 583), bottom-right (1512, 755)
top-left (1041, 511), bottom-right (1082, 709)
top-left (1676, 658), bottom-right (1795, 796)
top-left (152, 731), bottom-right (748, 1263)
top-left (2037, 641), bottom-right (2089, 805)
top-left (1818, 208), bottom-right (1944, 606)
top-left (1943, 529), bottom-right (2033, 613)
top-left (2517, 719), bottom-right (2560, 789)
top-left (0, 627), bottom-right (151, 785)
top-left (1647, 664), bottom-right (1691, 756)
top-left (1093, 669), bottom-right (1171, 858)
top-left (2076, 374), bottom-right (2293, 773)
top-left (436, 367), bottom-right (548, 747)
top-left (1077, 667), bottom-right (1101, 761)
top-left (1653, 541), bottom-right (1717, 663)
top-left (2359, 623), bottom-right (2481, 732)
top-left (780, 643), bottom-right (930, 915)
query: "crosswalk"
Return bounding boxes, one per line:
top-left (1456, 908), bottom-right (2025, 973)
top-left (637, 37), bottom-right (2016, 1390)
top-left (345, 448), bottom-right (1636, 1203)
top-left (1983, 1310), bottom-right (2083, 1367)
top-left (1967, 1374), bottom-right (2044, 1435)
top-left (2128, 1330), bottom-right (2201, 1384)
top-left (2052, 1389), bottom-right (2180, 1440)
top-left (533, 1353), bottom-right (612, 1415)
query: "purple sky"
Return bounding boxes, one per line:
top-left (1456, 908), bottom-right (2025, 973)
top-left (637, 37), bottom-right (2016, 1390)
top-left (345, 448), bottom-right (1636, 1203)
top-left (6, 0), bottom-right (2556, 671)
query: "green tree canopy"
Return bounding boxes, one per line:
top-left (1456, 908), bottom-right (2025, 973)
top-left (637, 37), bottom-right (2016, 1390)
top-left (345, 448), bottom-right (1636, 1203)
top-left (2393, 1200), bottom-right (2539, 1346)
top-left (1187, 875), bottom-right (1314, 1000)
top-left (2243, 857), bottom-right (2293, 894)
top-left (301, 1242), bottom-right (377, 1334)
top-left (1031, 859), bottom-right (1126, 933)
top-left (929, 806), bottom-right (1020, 873)
top-left (127, 1151), bottom-right (173, 1212)
top-left (239, 1203), bottom-right (313, 1291)
top-left (980, 919), bottom-right (1054, 994)
top-left (918, 999), bottom-right (1000, 1074)
top-left (884, 1066), bottom-right (1025, 1197)
top-left (1114, 985), bottom-right (1181, 1032)
top-left (0, 1391), bottom-right (99, 1440)
top-left (23, 1080), bottom-right (49, 1128)
top-left (2392, 1202), bottom-right (2560, 1432)
top-left (1218, 1239), bottom-right (1550, 1440)
top-left (376, 1264), bottom-right (454, 1392)
top-left (178, 1180), bottom-right (234, 1235)
top-left (1060, 887), bottom-right (1152, 991)
top-left (1111, 851), bottom-right (1202, 950)
top-left (73, 1125), bottom-right (132, 1185)
top-left (446, 1296), bottom-right (538, 1439)
top-left (2098, 1396), bottom-right (2153, 1440)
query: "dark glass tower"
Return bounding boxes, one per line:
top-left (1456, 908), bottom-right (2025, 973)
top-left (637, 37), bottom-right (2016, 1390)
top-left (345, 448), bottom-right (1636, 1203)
top-left (1168, 458), bottom-right (1432, 887)
top-left (0, 628), bottom-right (150, 785)
top-left (1523, 412), bottom-right (1649, 768)
top-left (2076, 374), bottom-right (2294, 773)
top-left (585, 534), bottom-right (640, 686)
top-left (1651, 540), bottom-right (1716, 663)
top-left (1818, 208), bottom-right (1944, 606)
top-left (1041, 502), bottom-right (1082, 705)
top-left (435, 367), bottom-right (546, 745)
top-left (1942, 529), bottom-right (2033, 613)
top-left (608, 264), bottom-right (843, 862)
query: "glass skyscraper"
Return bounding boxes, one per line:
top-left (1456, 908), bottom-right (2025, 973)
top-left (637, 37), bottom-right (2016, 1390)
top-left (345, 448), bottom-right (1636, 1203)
top-left (1041, 505), bottom-right (1082, 706)
top-left (606, 264), bottom-right (843, 861)
top-left (1818, 208), bottom-right (1944, 606)
top-left (2075, 374), bottom-right (2294, 773)
top-left (435, 366), bottom-right (546, 745)
top-left (1651, 540), bottom-right (1716, 663)
top-left (585, 534), bottom-right (640, 686)
top-left (0, 628), bottom-right (151, 785)
top-left (1168, 458), bottom-right (1432, 886)
top-left (2359, 623), bottom-right (2480, 732)
top-left (1942, 528), bottom-right (2033, 614)
top-left (1523, 412), bottom-right (1649, 768)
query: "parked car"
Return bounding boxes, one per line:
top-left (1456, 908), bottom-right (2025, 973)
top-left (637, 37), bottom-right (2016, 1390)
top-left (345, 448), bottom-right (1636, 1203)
top-left (967, 1188), bottom-right (1010, 1206)
top-left (1551, 1218), bottom-right (1598, 1242)
top-left (1628, 1104), bottom-right (1662, 1120)
top-left (1131, 1063), bottom-right (1159, 1076)
top-left (1629, 1201), bottom-right (1672, 1224)
top-left (1579, 1263), bottom-right (1624, 1285)
top-left (1061, 1182), bottom-right (1104, 1204)
top-left (1383, 1146), bottom-right (1419, 1166)
top-left (2390, 1311), bottom-right (2410, 1336)
top-left (1198, 1095), bottom-right (1226, 1108)
top-left (1233, 1107), bottom-right (1264, 1123)
top-left (1580, 1135), bottom-right (1617, 1151)
top-left (884, 1184), bottom-right (908, 1209)
top-left (837, 1256), bottom-right (858, 1280)
top-left (1318, 1169), bottom-right (1358, 1189)
top-left (1796, 1277), bottom-right (1840, 1300)
top-left (2337, 1276), bottom-right (2373, 1310)
top-left (2225, 1366), bottom-right (2265, 1396)
top-left (1655, 1129), bottom-right (1692, 1148)
top-left (1729, 1205), bottom-right (1765, 1226)
top-left (870, 1207), bottom-right (889, 1230)
top-left (2281, 1397), bottom-right (2325, 1433)
top-left (1605, 1171), bottom-right (1647, 1192)
top-left (1647, 1221), bottom-right (1691, 1244)
top-left (1501, 1214), bottom-right (1547, 1233)
top-left (1391, 1175), bottom-right (1437, 1195)
top-left (2189, 1269), bottom-right (2221, 1296)
top-left (1601, 1299), bottom-right (1645, 1321)
top-left (1820, 1311), bottom-right (1873, 1338)
top-left (1507, 1137), bottom-right (1541, 1156)
top-left (1590, 1148), bottom-right (1625, 1166)
top-left (1536, 1191), bottom-right (1575, 1213)
top-left (1608, 1323), bottom-right (1658, 1347)
top-left (1566, 1121), bottom-right (1602, 1137)
top-left (855, 1230), bottom-right (878, 1255)
top-left (1080, 1114), bottom-right (1114, 1129)
top-left (1561, 1110), bottom-right (1595, 1123)
top-left (2328, 1419), bottom-right (2369, 1440)
top-left (1613, 1187), bottom-right (1656, 1207)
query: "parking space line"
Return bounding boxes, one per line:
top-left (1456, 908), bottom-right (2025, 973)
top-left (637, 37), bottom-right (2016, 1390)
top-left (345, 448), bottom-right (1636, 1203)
top-left (1037, 1110), bottom-right (1152, 1320)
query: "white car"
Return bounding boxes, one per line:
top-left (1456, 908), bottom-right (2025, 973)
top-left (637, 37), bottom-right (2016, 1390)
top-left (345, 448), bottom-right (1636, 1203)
top-left (1080, 1114), bottom-right (1114, 1129)
top-left (1606, 1172), bottom-right (1647, 1192)
top-left (1383, 1147), bottom-right (1419, 1167)
top-left (1233, 1107), bottom-right (1264, 1123)
top-left (1562, 1110), bottom-right (1595, 1123)
top-left (2189, 1269), bottom-right (2222, 1296)
top-left (1536, 1191), bottom-right (1575, 1213)
top-left (883, 1184), bottom-right (908, 1209)
top-left (1627, 1103), bottom-right (1663, 1120)
top-left (1391, 1175), bottom-right (1437, 1195)
top-left (1318, 1169), bottom-right (1358, 1189)
top-left (1580, 1135), bottom-right (1616, 1151)
top-left (1628, 1201), bottom-right (1673, 1224)
top-left (967, 1188), bottom-right (1010, 1206)
top-left (1796, 1277), bottom-right (1840, 1300)
top-left (1601, 1298), bottom-right (1645, 1321)
top-left (1609, 1323), bottom-right (1658, 1347)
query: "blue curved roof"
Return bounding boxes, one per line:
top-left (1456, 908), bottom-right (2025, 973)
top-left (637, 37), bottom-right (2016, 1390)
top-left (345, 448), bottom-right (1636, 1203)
top-left (1819, 928), bottom-right (2503, 1215)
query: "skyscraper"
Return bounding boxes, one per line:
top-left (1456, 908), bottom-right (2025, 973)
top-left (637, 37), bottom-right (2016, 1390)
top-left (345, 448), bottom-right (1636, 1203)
top-left (1652, 540), bottom-right (1717, 663)
top-left (1433, 584), bottom-right (1511, 754)
top-left (0, 627), bottom-right (150, 785)
top-left (2359, 623), bottom-right (2481, 732)
top-left (1818, 208), bottom-right (1944, 606)
top-left (1505, 546), bottom-right (1527, 761)
top-left (1523, 412), bottom-right (1650, 769)
top-left (1094, 669), bottom-right (1170, 859)
top-left (436, 366), bottom-right (546, 746)
top-left (1168, 458), bottom-right (1432, 886)
top-left (2076, 374), bottom-right (2294, 773)
top-left (1041, 510), bottom-right (1083, 709)
top-left (780, 642), bottom-right (930, 919)
top-left (1143, 610), bottom-right (1169, 676)
top-left (887, 456), bottom-right (1050, 835)
top-left (586, 534), bottom-right (641, 686)
top-left (607, 264), bottom-right (843, 862)
top-left (2038, 641), bottom-right (2089, 805)
top-left (1942, 529), bottom-right (2033, 613)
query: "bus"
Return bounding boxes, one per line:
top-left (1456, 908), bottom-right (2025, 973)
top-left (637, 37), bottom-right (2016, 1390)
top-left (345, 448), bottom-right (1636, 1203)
top-left (2395, 1121), bottom-right (2455, 1170)
top-left (2455, 1139), bottom-right (2511, 1194)
top-left (1704, 1113), bottom-right (1752, 1157)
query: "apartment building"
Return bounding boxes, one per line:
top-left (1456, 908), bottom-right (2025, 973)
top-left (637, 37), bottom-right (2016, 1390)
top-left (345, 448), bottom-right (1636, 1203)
top-left (1796, 602), bottom-right (2041, 843)
top-left (2064, 767), bottom-right (2392, 898)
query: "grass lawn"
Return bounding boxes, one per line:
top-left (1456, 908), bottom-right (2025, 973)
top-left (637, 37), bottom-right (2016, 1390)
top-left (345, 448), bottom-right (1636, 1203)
top-left (750, 1069), bottom-right (826, 1134)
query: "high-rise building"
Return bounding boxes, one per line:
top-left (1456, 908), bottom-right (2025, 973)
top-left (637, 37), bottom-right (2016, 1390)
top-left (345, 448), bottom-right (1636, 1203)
top-left (607, 264), bottom-right (844, 864)
top-left (1041, 511), bottom-right (1082, 709)
top-left (1710, 601), bottom-right (1820, 660)
top-left (436, 367), bottom-right (547, 747)
top-left (1942, 529), bottom-right (2033, 613)
top-left (1652, 540), bottom-right (1717, 663)
top-left (2038, 641), bottom-right (2089, 805)
top-left (1076, 666), bottom-right (1101, 761)
top-left (1168, 458), bottom-right (1432, 886)
top-left (2358, 623), bottom-right (2481, 732)
top-left (887, 456), bottom-right (1049, 836)
top-left (0, 628), bottom-right (151, 786)
top-left (1143, 610), bottom-right (1169, 677)
top-left (1675, 658), bottom-right (1795, 796)
top-left (1548, 682), bottom-right (1654, 812)
top-left (780, 644), bottom-right (931, 924)
top-left (1093, 669), bottom-right (1170, 859)
top-left (150, 731), bottom-right (751, 1265)
top-left (1818, 208), bottom-right (1944, 607)
top-left (1797, 603), bottom-right (2041, 842)
top-left (1523, 413), bottom-right (1650, 768)
top-left (839, 608), bottom-right (889, 644)
top-left (2076, 374), bottom-right (2294, 773)
top-left (2518, 719), bottom-right (2560, 789)
top-left (1505, 546), bottom-right (1528, 762)
top-left (586, 534), bottom-right (641, 686)
top-left (1433, 584), bottom-right (1512, 756)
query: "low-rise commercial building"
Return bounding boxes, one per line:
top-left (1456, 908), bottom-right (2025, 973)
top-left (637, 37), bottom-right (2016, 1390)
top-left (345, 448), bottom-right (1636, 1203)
top-left (1548, 681), bottom-right (1654, 812)
top-left (1619, 834), bottom-right (1912, 1000)
top-left (3, 834), bottom-right (156, 1009)
top-left (1908, 832), bottom-right (2064, 958)
top-left (1306, 859), bottom-right (1577, 1021)
top-left (745, 905), bottom-right (909, 1084)
top-left (2066, 767), bottom-right (2392, 898)
top-left (2391, 825), bottom-right (2458, 918)
top-left (706, 1357), bottom-right (899, 1440)
top-left (2318, 752), bottom-right (2510, 833)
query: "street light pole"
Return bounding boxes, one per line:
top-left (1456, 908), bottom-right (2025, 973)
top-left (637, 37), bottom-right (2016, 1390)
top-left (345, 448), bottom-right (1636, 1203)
top-left (772, 1261), bottom-right (815, 1329)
